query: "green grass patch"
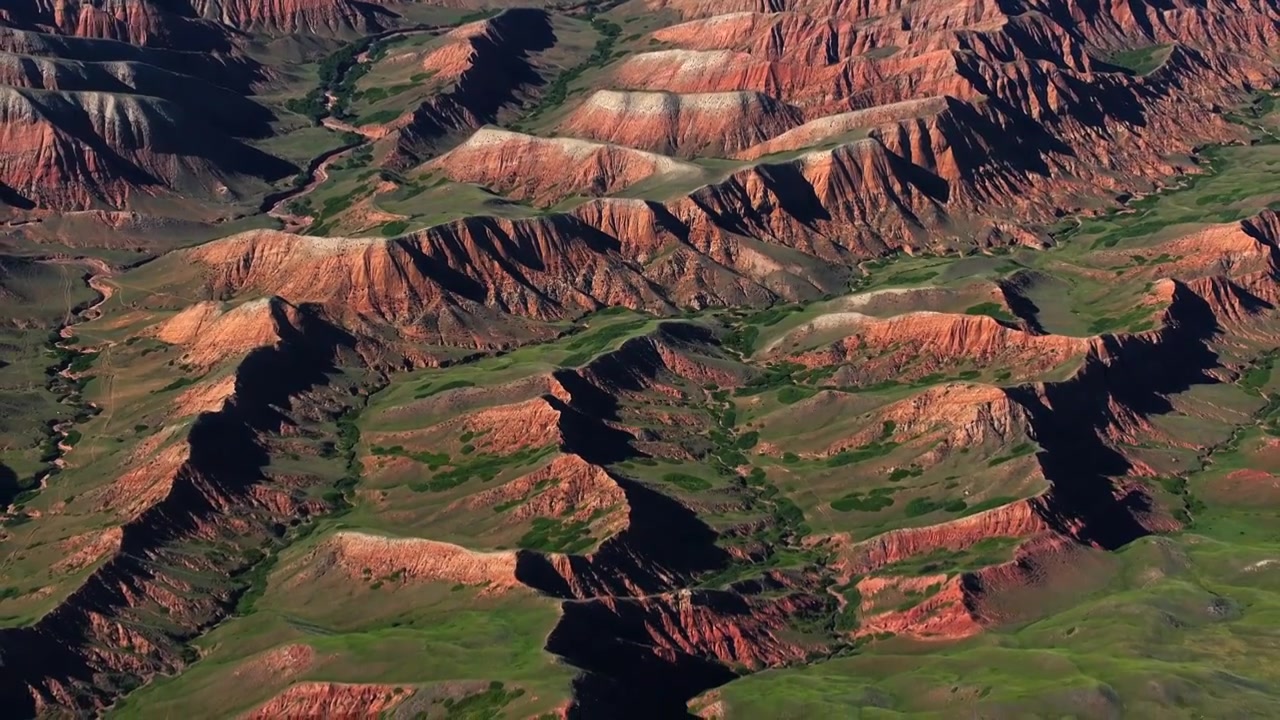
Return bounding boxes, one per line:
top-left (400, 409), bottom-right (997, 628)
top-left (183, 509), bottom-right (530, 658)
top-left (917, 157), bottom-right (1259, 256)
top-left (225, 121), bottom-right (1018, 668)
top-left (409, 445), bottom-right (557, 493)
top-left (986, 442), bottom-right (1036, 467)
top-left (826, 440), bottom-right (899, 467)
top-left (1106, 44), bottom-right (1171, 75)
top-left (965, 302), bottom-right (1016, 323)
top-left (660, 472), bottom-right (713, 492)
top-left (153, 375), bottom-right (202, 393)
top-left (831, 492), bottom-right (894, 513)
top-left (414, 379), bottom-right (476, 400)
top-left (518, 517), bottom-right (595, 554)
top-left (380, 220), bottom-right (411, 237)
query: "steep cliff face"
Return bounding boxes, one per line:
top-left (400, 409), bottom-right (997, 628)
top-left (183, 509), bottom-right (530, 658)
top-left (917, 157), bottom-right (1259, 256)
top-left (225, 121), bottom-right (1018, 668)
top-left (0, 0), bottom-right (231, 48)
top-left (379, 8), bottom-right (555, 165)
top-left (559, 90), bottom-right (803, 157)
top-left (425, 127), bottom-right (702, 205)
top-left (791, 312), bottom-right (1093, 383)
top-left (244, 682), bottom-right (409, 719)
top-left (0, 52), bottom-right (273, 135)
top-left (0, 24), bottom-right (264, 91)
top-left (184, 222), bottom-right (673, 339)
top-left (831, 500), bottom-right (1051, 576)
top-left (820, 382), bottom-right (1035, 464)
top-left (300, 532), bottom-right (522, 592)
top-left (0, 307), bottom-right (352, 715)
top-left (0, 86), bottom-right (293, 210)
top-left (547, 590), bottom-right (824, 715)
top-left (186, 0), bottom-right (396, 35)
top-left (148, 297), bottom-right (307, 369)
top-left (0, 0), bottom-right (392, 43)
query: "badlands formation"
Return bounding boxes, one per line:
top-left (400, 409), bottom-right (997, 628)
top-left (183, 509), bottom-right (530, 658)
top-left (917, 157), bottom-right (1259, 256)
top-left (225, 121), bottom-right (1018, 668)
top-left (1, 0), bottom-right (1280, 718)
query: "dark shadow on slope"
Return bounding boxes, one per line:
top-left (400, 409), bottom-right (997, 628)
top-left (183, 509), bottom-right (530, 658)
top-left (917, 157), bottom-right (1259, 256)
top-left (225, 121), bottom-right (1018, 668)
top-left (391, 8), bottom-right (555, 162)
top-left (0, 182), bottom-right (36, 209)
top-left (1009, 282), bottom-right (1223, 549)
top-left (998, 271), bottom-right (1048, 334)
top-left (0, 304), bottom-right (353, 715)
top-left (550, 592), bottom-right (769, 719)
top-left (516, 476), bottom-right (729, 599)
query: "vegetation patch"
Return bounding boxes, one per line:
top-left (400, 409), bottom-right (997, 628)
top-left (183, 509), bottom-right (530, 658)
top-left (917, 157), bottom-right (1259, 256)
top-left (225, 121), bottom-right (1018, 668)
top-left (414, 379), bottom-right (477, 400)
top-left (1105, 44), bottom-right (1171, 75)
top-left (986, 442), bottom-right (1036, 467)
top-left (660, 472), bottom-right (713, 492)
top-left (437, 681), bottom-right (526, 719)
top-left (518, 517), bottom-right (595, 554)
top-left (831, 490), bottom-right (895, 513)
top-left (965, 302), bottom-right (1016, 323)
top-left (409, 445), bottom-right (557, 493)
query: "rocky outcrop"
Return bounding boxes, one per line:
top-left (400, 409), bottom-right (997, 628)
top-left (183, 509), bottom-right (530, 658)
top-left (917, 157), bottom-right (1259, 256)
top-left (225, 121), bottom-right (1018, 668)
top-left (821, 382), bottom-right (1035, 463)
top-left (453, 453), bottom-right (628, 528)
top-left (559, 90), bottom-right (802, 157)
top-left (380, 8), bottom-right (555, 165)
top-left (302, 531), bottom-right (522, 593)
top-left (855, 574), bottom-right (981, 640)
top-left (244, 682), bottom-right (408, 719)
top-left (734, 97), bottom-right (949, 160)
top-left (548, 590), bottom-right (824, 717)
top-left (791, 312), bottom-right (1093, 384)
top-left (425, 127), bottom-right (702, 205)
top-left (182, 224), bottom-right (672, 347)
top-left (0, 0), bottom-right (392, 44)
top-left (830, 500), bottom-right (1050, 576)
top-left (0, 302), bottom-right (351, 715)
top-left (148, 297), bottom-right (306, 369)
top-left (0, 85), bottom-right (292, 210)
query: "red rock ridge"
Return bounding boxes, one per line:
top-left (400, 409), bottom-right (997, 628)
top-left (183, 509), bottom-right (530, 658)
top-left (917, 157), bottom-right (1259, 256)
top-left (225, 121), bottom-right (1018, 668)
top-left (244, 682), bottom-right (408, 719)
top-left (1, 0), bottom-right (391, 43)
top-left (379, 8), bottom-right (554, 164)
top-left (451, 454), bottom-right (628, 529)
top-left (790, 312), bottom-right (1093, 383)
top-left (299, 531), bottom-right (521, 594)
top-left (828, 499), bottom-right (1050, 576)
top-left (559, 90), bottom-right (802, 157)
top-left (822, 382), bottom-right (1034, 463)
top-left (424, 127), bottom-right (702, 205)
top-left (0, 85), bottom-right (292, 210)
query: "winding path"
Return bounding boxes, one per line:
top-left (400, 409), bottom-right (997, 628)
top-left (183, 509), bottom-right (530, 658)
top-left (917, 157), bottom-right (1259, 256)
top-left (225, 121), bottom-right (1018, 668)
top-left (262, 25), bottom-right (445, 233)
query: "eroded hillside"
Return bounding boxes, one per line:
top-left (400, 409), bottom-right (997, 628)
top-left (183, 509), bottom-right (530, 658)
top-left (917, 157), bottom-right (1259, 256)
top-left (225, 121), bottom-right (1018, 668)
top-left (2, 0), bottom-right (1280, 718)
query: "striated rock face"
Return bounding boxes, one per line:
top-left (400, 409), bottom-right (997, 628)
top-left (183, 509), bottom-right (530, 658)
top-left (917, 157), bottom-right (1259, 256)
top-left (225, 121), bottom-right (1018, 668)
top-left (0, 0), bottom-right (391, 44)
top-left (183, 225), bottom-right (672, 343)
top-left (425, 127), bottom-right (703, 205)
top-left (4, 0), bottom-right (1280, 716)
top-left (380, 8), bottom-right (555, 165)
top-left (818, 382), bottom-right (1035, 466)
top-left (0, 86), bottom-right (293, 210)
top-left (185, 0), bottom-right (396, 35)
top-left (148, 297), bottom-right (305, 368)
top-left (547, 590), bottom-right (825, 713)
top-left (453, 454), bottom-right (628, 528)
top-left (559, 90), bottom-right (803, 157)
top-left (0, 0), bottom-right (230, 48)
top-left (733, 97), bottom-right (949, 160)
top-left (175, 217), bottom-right (856, 363)
top-left (244, 682), bottom-right (408, 719)
top-left (0, 333), bottom-right (346, 714)
top-left (302, 531), bottom-right (521, 593)
top-left (791, 312), bottom-right (1094, 383)
top-left (831, 500), bottom-right (1051, 576)
top-left (855, 574), bottom-right (981, 640)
